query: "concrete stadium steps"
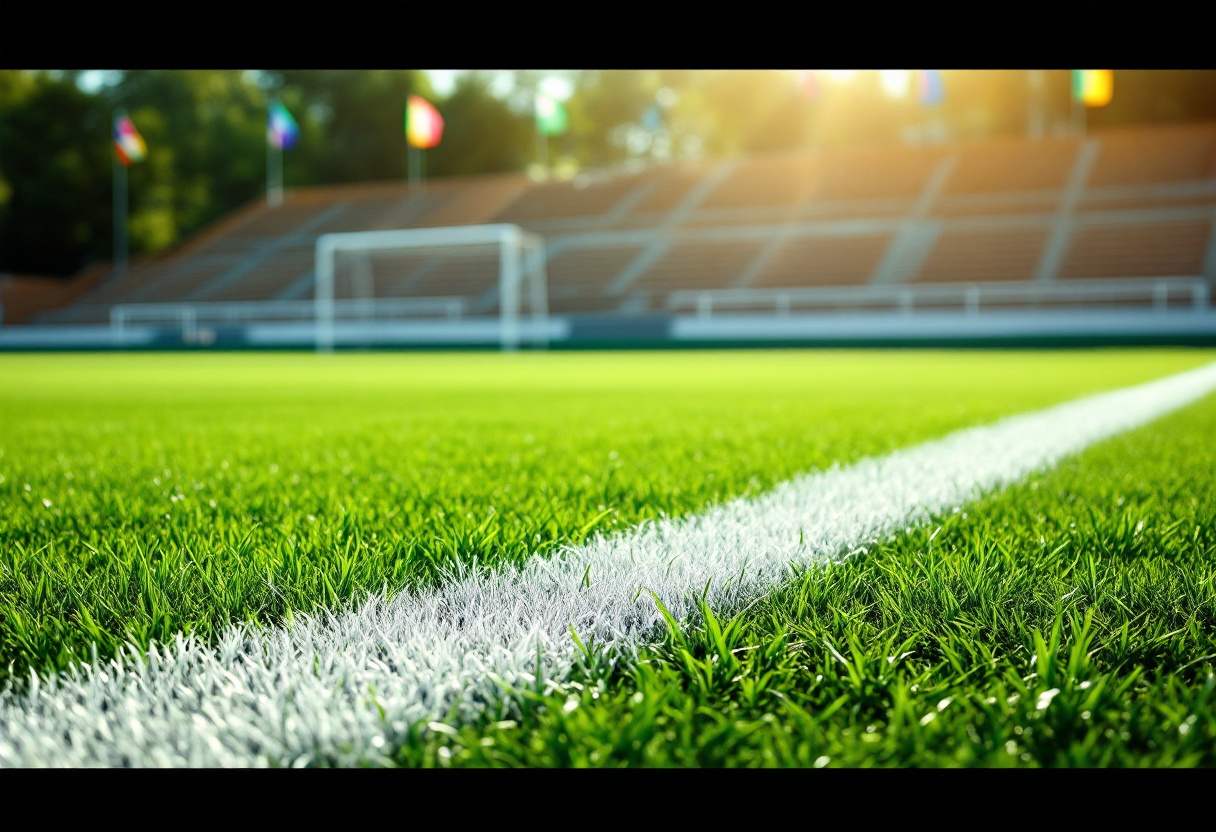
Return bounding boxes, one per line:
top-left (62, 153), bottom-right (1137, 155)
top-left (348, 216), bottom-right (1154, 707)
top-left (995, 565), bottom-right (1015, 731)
top-left (205, 248), bottom-right (316, 302)
top-left (814, 146), bottom-right (946, 202)
top-left (751, 235), bottom-right (893, 288)
top-left (96, 200), bottom-right (342, 306)
top-left (933, 191), bottom-right (1062, 217)
top-left (681, 206), bottom-right (801, 229)
top-left (796, 199), bottom-right (914, 221)
top-left (913, 228), bottom-right (1051, 283)
top-left (364, 192), bottom-right (449, 230)
top-left (631, 239), bottom-right (767, 296)
top-left (54, 250), bottom-right (235, 313)
top-left (547, 246), bottom-right (648, 313)
top-left (698, 153), bottom-right (820, 211)
top-left (209, 200), bottom-right (331, 245)
top-left (609, 164), bottom-right (714, 227)
top-left (412, 175), bottom-right (529, 227)
top-left (179, 201), bottom-right (401, 303)
top-left (48, 259), bottom-right (169, 312)
top-left (98, 179), bottom-right (527, 309)
top-left (130, 258), bottom-right (240, 303)
top-left (493, 173), bottom-right (652, 225)
top-left (48, 201), bottom-right (279, 313)
top-left (1087, 123), bottom-right (1216, 188)
top-left (1078, 186), bottom-right (1216, 213)
top-left (24, 121), bottom-right (1216, 330)
top-left (942, 136), bottom-right (1080, 195)
top-left (160, 199), bottom-right (272, 260)
top-left (3, 264), bottom-right (110, 325)
top-left (300, 198), bottom-right (399, 236)
top-left (1060, 219), bottom-right (1214, 279)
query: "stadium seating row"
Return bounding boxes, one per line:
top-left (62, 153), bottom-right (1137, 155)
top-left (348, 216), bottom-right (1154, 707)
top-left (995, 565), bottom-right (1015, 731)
top-left (37, 122), bottom-right (1216, 323)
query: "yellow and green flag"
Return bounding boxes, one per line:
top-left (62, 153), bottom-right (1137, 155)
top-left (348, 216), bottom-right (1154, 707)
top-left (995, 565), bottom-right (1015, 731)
top-left (1073, 70), bottom-right (1113, 107)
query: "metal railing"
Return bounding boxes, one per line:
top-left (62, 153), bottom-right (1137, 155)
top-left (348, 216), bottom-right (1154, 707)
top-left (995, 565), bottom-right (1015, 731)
top-left (669, 277), bottom-right (1212, 320)
top-left (110, 297), bottom-right (467, 343)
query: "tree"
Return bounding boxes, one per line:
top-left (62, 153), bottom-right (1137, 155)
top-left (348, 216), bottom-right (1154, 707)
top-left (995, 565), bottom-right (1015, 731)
top-left (106, 70), bottom-right (269, 252)
top-left (426, 74), bottom-right (533, 177)
top-left (0, 71), bottom-right (112, 275)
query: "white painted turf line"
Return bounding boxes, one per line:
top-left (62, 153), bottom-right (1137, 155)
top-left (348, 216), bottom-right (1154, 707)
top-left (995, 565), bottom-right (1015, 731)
top-left (3, 362), bottom-right (1216, 767)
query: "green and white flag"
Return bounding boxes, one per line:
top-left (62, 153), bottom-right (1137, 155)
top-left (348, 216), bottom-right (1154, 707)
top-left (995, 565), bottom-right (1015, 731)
top-left (535, 93), bottom-right (568, 136)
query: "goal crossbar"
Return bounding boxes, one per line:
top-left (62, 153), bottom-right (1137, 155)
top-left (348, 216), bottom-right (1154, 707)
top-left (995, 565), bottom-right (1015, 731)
top-left (314, 224), bottom-right (547, 352)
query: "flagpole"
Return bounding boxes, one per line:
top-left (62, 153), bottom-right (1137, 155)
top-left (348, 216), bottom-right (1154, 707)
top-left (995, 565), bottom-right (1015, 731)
top-left (112, 112), bottom-right (128, 283)
top-left (537, 127), bottom-right (548, 179)
top-left (1071, 72), bottom-right (1085, 139)
top-left (1027, 70), bottom-right (1045, 140)
top-left (404, 96), bottom-right (441, 189)
top-left (404, 99), bottom-right (413, 187)
top-left (535, 90), bottom-right (548, 179)
top-left (268, 144), bottom-right (283, 207)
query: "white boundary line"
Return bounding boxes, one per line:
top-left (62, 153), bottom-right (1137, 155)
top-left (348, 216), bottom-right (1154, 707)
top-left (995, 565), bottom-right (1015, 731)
top-left (3, 361), bottom-right (1216, 766)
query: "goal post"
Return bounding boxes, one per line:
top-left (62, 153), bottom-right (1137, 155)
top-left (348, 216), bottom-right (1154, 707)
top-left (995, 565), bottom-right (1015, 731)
top-left (313, 224), bottom-right (548, 353)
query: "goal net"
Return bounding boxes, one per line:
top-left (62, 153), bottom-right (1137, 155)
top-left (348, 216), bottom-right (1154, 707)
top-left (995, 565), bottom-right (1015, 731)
top-left (313, 224), bottom-right (548, 352)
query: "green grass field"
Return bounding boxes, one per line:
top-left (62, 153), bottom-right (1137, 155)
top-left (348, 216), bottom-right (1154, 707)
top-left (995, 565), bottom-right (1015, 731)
top-left (2, 349), bottom-right (1214, 766)
top-left (405, 393), bottom-right (1216, 767)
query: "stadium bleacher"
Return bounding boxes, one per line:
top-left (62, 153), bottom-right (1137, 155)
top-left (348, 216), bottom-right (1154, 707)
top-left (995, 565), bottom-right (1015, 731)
top-left (915, 228), bottom-right (1050, 284)
top-left (28, 121), bottom-right (1216, 328)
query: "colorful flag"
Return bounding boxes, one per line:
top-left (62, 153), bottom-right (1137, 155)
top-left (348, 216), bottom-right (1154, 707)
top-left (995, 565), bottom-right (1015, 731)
top-left (1073, 70), bottom-right (1113, 107)
top-left (535, 93), bottom-right (568, 136)
top-left (406, 95), bottom-right (444, 149)
top-left (916, 70), bottom-right (944, 106)
top-left (112, 113), bottom-right (146, 166)
top-left (268, 101), bottom-right (299, 151)
top-left (796, 70), bottom-right (821, 100)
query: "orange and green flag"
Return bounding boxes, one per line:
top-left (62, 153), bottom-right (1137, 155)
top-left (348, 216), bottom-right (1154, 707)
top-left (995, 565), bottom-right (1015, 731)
top-left (112, 112), bottom-right (146, 166)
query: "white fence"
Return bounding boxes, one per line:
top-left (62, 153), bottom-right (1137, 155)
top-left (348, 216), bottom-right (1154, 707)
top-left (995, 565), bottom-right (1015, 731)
top-left (110, 297), bottom-right (467, 344)
top-left (101, 276), bottom-right (1214, 347)
top-left (668, 277), bottom-right (1212, 319)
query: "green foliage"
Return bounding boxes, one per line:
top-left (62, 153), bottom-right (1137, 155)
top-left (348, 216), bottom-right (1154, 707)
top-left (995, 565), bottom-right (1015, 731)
top-left (395, 389), bottom-right (1216, 767)
top-left (111, 71), bottom-right (270, 251)
top-left (426, 74), bottom-right (534, 176)
top-left (0, 69), bottom-right (538, 276)
top-left (0, 72), bottom-right (112, 274)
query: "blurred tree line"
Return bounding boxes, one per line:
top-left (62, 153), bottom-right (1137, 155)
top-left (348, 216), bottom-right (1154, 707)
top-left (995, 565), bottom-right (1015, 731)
top-left (2, 69), bottom-right (1215, 276)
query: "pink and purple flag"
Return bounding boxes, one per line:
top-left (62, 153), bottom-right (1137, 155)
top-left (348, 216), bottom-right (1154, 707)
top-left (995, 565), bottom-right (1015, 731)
top-left (917, 70), bottom-right (944, 106)
top-left (268, 101), bottom-right (299, 151)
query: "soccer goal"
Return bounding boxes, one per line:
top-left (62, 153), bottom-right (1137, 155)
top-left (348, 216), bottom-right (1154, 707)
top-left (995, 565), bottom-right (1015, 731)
top-left (313, 224), bottom-right (548, 352)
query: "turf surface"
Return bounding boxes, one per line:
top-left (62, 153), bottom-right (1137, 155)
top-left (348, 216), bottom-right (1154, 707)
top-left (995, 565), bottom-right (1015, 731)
top-left (399, 387), bottom-right (1216, 767)
top-left (0, 349), bottom-right (1211, 693)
